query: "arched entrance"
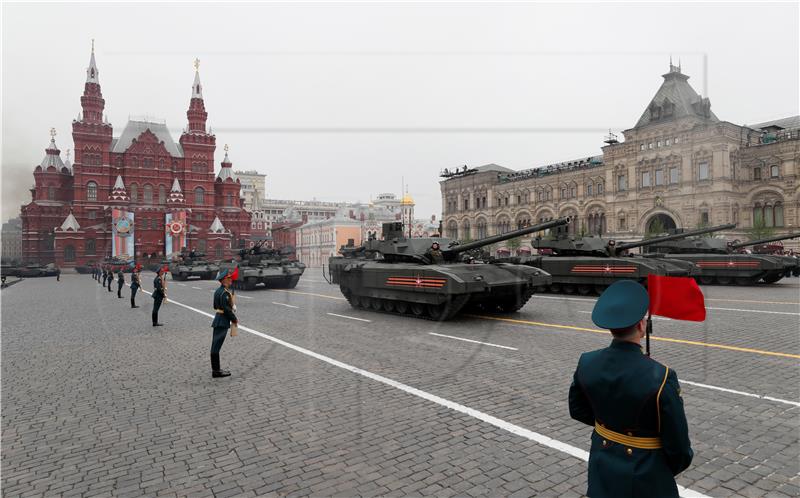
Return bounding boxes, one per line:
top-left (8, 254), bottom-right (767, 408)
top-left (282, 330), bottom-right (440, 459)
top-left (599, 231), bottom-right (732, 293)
top-left (646, 213), bottom-right (677, 234)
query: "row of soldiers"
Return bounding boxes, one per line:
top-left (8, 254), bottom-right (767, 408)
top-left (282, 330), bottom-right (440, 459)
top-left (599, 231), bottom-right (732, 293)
top-left (92, 265), bottom-right (165, 325)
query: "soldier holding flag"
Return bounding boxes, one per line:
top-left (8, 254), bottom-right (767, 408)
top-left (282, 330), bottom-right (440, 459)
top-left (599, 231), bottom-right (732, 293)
top-left (210, 267), bottom-right (238, 378)
top-left (568, 278), bottom-right (702, 497)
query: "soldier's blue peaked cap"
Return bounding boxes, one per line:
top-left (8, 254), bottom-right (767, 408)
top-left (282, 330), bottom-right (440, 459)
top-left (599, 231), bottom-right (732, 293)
top-left (591, 280), bottom-right (649, 329)
top-left (215, 268), bottom-right (233, 281)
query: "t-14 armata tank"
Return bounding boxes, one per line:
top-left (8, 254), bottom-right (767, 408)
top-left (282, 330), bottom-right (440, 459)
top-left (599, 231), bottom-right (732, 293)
top-left (327, 217), bottom-right (569, 320)
top-left (643, 230), bottom-right (799, 285)
top-left (501, 223), bottom-right (736, 295)
top-left (731, 233), bottom-right (800, 277)
top-left (229, 241), bottom-right (306, 290)
top-left (169, 251), bottom-right (220, 281)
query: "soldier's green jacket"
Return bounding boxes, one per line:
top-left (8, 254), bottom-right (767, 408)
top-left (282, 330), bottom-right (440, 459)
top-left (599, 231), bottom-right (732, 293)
top-left (569, 340), bottom-right (693, 498)
top-left (211, 286), bottom-right (237, 329)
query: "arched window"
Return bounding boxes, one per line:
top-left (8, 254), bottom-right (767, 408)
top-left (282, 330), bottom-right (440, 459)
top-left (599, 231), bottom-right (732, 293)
top-left (194, 187), bottom-right (205, 205)
top-left (597, 182), bottom-right (604, 195)
top-left (215, 245), bottom-right (223, 259)
top-left (48, 186), bottom-right (56, 200)
top-left (774, 203), bottom-right (784, 227)
top-left (159, 185), bottom-right (166, 204)
top-left (476, 219), bottom-right (488, 239)
top-left (447, 221), bottom-right (458, 239)
top-left (753, 203), bottom-right (764, 226)
top-left (130, 183), bottom-right (138, 202)
top-left (85, 239), bottom-right (96, 255)
top-left (462, 220), bottom-right (471, 240)
top-left (87, 181), bottom-right (98, 201)
top-left (586, 184), bottom-right (593, 196)
top-left (764, 204), bottom-right (774, 227)
top-left (64, 245), bottom-right (75, 262)
top-left (143, 184), bottom-right (153, 204)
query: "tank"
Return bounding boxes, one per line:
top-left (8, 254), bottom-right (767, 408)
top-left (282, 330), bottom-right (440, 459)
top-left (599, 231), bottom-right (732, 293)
top-left (643, 228), bottom-right (793, 285)
top-left (730, 233), bottom-right (800, 278)
top-left (2, 262), bottom-right (60, 278)
top-left (327, 217), bottom-right (569, 320)
top-left (229, 241), bottom-right (307, 290)
top-left (169, 250), bottom-right (220, 281)
top-left (499, 224), bottom-right (732, 295)
top-left (102, 257), bottom-right (133, 273)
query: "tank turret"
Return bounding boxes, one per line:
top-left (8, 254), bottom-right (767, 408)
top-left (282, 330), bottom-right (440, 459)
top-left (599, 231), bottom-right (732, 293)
top-left (729, 232), bottom-right (800, 251)
top-left (348, 217), bottom-right (570, 264)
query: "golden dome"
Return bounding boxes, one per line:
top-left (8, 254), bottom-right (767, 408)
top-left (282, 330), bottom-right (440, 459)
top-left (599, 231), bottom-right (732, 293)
top-left (400, 193), bottom-right (415, 205)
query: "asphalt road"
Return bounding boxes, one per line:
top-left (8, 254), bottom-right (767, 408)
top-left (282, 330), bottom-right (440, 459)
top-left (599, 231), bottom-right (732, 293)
top-left (2, 272), bottom-right (798, 497)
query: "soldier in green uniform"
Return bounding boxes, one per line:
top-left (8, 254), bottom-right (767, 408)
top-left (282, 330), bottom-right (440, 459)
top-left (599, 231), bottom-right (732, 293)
top-left (116, 269), bottom-right (125, 298)
top-left (151, 268), bottom-right (166, 326)
top-left (130, 264), bottom-right (141, 308)
top-left (210, 268), bottom-right (238, 378)
top-left (107, 267), bottom-right (113, 292)
top-left (425, 242), bottom-right (444, 264)
top-left (568, 280), bottom-right (693, 498)
top-left (101, 266), bottom-right (107, 286)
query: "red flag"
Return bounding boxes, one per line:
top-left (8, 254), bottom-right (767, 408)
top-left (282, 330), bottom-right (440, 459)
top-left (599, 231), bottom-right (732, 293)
top-left (647, 275), bottom-right (706, 321)
top-left (231, 267), bottom-right (239, 281)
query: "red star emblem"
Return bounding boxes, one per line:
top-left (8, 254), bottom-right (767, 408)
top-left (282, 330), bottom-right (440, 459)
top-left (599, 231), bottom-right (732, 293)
top-left (604, 265), bottom-right (611, 272)
top-left (415, 276), bottom-right (422, 287)
top-left (728, 261), bottom-right (734, 266)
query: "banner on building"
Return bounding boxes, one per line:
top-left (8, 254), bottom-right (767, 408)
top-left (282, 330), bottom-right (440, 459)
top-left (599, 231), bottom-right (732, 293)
top-left (165, 211), bottom-right (187, 258)
top-left (112, 209), bottom-right (135, 260)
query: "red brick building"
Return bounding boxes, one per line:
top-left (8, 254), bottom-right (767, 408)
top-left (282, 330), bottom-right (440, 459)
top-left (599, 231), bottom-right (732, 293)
top-left (21, 47), bottom-right (251, 267)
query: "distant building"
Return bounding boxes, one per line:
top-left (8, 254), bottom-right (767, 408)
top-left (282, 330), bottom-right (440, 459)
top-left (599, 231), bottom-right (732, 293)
top-left (19, 46), bottom-right (251, 267)
top-left (296, 217), bottom-right (362, 268)
top-left (2, 217), bottom-right (23, 263)
top-left (235, 170), bottom-right (266, 210)
top-left (441, 62), bottom-right (799, 252)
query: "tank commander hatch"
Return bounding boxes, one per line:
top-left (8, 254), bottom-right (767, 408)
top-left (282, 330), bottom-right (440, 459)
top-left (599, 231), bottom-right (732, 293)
top-left (425, 242), bottom-right (444, 264)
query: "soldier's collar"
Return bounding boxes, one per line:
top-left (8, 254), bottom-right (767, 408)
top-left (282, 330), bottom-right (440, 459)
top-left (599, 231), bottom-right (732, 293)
top-left (610, 339), bottom-right (643, 352)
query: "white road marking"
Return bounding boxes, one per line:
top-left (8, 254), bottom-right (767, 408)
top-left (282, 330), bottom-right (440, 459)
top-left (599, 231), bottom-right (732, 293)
top-left (429, 332), bottom-right (518, 351)
top-left (237, 295), bottom-right (253, 300)
top-left (191, 286), bottom-right (202, 290)
top-left (138, 291), bottom-right (707, 498)
top-left (178, 283), bottom-right (186, 287)
top-left (272, 301), bottom-right (299, 309)
top-left (326, 312), bottom-right (371, 322)
top-left (577, 311), bottom-right (673, 321)
top-left (534, 295), bottom-right (594, 303)
top-left (706, 306), bottom-right (800, 316)
top-left (681, 380), bottom-right (800, 408)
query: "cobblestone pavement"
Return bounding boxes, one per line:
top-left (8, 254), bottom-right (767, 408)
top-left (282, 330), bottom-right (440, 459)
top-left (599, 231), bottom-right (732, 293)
top-left (2, 273), bottom-right (798, 497)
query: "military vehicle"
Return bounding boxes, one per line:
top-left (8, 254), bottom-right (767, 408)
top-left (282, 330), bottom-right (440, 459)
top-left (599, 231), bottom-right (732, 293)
top-left (730, 233), bottom-right (800, 278)
top-left (1, 262), bottom-right (60, 278)
top-left (327, 217), bottom-right (569, 321)
top-left (101, 257), bottom-right (133, 273)
top-left (229, 241), bottom-right (307, 290)
top-left (169, 251), bottom-right (219, 281)
top-left (496, 224), bottom-right (732, 295)
top-left (644, 230), bottom-right (798, 285)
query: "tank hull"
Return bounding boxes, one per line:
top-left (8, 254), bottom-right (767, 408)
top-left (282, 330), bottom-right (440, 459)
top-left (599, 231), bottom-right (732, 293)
top-left (498, 255), bottom-right (692, 295)
top-left (227, 262), bottom-right (307, 290)
top-left (169, 262), bottom-right (220, 281)
top-left (654, 253), bottom-right (787, 285)
top-left (330, 258), bottom-right (552, 320)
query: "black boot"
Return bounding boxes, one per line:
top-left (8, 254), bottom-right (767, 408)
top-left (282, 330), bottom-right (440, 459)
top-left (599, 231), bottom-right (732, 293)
top-left (211, 353), bottom-right (230, 378)
top-left (131, 298), bottom-right (138, 308)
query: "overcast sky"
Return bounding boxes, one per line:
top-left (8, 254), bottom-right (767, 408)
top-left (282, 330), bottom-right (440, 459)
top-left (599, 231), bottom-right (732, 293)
top-left (2, 1), bottom-right (798, 223)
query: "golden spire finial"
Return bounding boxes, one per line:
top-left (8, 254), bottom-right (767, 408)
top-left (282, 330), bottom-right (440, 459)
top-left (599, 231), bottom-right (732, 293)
top-left (50, 127), bottom-right (57, 138)
top-left (224, 144), bottom-right (229, 152)
top-left (194, 58), bottom-right (200, 71)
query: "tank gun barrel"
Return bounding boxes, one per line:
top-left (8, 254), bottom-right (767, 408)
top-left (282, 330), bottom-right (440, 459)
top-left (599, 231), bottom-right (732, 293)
top-left (444, 217), bottom-right (570, 254)
top-left (615, 223), bottom-right (736, 252)
top-left (730, 232), bottom-right (800, 249)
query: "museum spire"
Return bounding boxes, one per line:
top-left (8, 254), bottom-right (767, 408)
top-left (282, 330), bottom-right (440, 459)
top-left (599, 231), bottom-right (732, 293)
top-left (186, 58), bottom-right (208, 133)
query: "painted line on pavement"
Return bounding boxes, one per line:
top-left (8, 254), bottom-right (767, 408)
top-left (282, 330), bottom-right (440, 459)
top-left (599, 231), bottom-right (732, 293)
top-left (191, 286), bottom-right (202, 290)
top-left (681, 380), bottom-right (800, 408)
top-left (471, 315), bottom-right (800, 360)
top-left (276, 289), bottom-right (346, 300)
top-left (429, 332), bottom-right (518, 351)
top-left (137, 290), bottom-right (708, 498)
top-left (706, 298), bottom-right (799, 306)
top-left (272, 301), bottom-right (299, 309)
top-left (237, 295), bottom-right (253, 300)
top-left (535, 295), bottom-right (799, 316)
top-left (577, 310), bottom-right (674, 322)
top-left (327, 312), bottom-right (371, 322)
top-left (178, 283), bottom-right (186, 287)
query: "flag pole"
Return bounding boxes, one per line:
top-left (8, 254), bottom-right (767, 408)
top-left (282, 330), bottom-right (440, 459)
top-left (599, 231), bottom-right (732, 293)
top-left (645, 312), bottom-right (652, 357)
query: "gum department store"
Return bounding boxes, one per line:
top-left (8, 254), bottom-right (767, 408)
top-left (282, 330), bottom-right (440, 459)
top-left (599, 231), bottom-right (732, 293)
top-left (440, 63), bottom-right (799, 252)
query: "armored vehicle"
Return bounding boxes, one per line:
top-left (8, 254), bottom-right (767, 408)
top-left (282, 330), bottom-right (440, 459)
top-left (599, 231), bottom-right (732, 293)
top-left (644, 230), bottom-right (798, 285)
top-left (730, 233), bottom-right (800, 278)
top-left (2, 263), bottom-right (60, 278)
top-left (169, 251), bottom-right (219, 281)
top-left (102, 258), bottom-right (133, 273)
top-left (327, 217), bottom-right (568, 321)
top-left (498, 224), bottom-right (732, 295)
top-left (229, 241), bottom-right (307, 290)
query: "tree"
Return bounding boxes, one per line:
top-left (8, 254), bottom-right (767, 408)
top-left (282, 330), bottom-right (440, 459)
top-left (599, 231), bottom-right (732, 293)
top-left (747, 219), bottom-right (775, 242)
top-left (645, 218), bottom-right (666, 239)
top-left (507, 236), bottom-right (522, 255)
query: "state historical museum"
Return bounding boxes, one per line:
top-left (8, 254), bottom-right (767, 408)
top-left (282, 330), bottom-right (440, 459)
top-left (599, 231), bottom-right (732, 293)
top-left (21, 47), bottom-right (251, 267)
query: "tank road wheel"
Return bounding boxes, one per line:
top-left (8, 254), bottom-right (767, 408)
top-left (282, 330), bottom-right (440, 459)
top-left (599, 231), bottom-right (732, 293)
top-left (593, 284), bottom-right (607, 295)
top-left (244, 277), bottom-right (257, 291)
top-left (763, 274), bottom-right (783, 284)
top-left (577, 285), bottom-right (592, 296)
top-left (394, 301), bottom-right (409, 314)
top-left (563, 284), bottom-right (576, 294)
top-left (369, 297), bottom-right (383, 311)
top-left (410, 302), bottom-right (426, 317)
top-left (735, 277), bottom-right (754, 286)
top-left (549, 283), bottom-right (562, 294)
top-left (715, 276), bottom-right (733, 285)
top-left (427, 303), bottom-right (448, 321)
top-left (382, 300), bottom-right (396, 312)
top-left (698, 276), bottom-right (714, 285)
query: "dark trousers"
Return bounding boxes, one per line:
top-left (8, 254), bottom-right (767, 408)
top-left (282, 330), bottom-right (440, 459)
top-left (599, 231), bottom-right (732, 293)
top-left (210, 326), bottom-right (228, 371)
top-left (131, 286), bottom-right (138, 307)
top-left (107, 279), bottom-right (112, 292)
top-left (152, 297), bottom-right (163, 325)
top-left (117, 282), bottom-right (123, 298)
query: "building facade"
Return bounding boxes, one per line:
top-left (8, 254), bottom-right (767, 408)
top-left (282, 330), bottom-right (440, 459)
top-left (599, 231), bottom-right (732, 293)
top-left (235, 170), bottom-right (267, 210)
top-left (441, 63), bottom-right (799, 252)
top-left (2, 217), bottom-right (23, 263)
top-left (20, 48), bottom-right (251, 267)
top-left (296, 217), bottom-right (362, 268)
